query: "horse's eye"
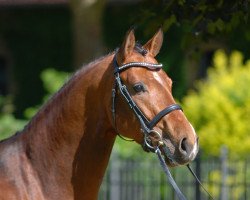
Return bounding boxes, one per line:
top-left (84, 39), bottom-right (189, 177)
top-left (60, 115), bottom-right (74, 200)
top-left (133, 83), bottom-right (145, 93)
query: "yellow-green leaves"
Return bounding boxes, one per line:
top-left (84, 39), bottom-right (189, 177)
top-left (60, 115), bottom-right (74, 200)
top-left (183, 50), bottom-right (250, 158)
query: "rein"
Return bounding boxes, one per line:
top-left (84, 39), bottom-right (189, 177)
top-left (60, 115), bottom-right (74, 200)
top-left (111, 53), bottom-right (214, 200)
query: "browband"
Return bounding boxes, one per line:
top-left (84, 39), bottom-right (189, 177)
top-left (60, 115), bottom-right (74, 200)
top-left (113, 58), bottom-right (163, 74)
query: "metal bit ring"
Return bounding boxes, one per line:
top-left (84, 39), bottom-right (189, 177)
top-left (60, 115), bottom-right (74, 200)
top-left (144, 130), bottom-right (163, 150)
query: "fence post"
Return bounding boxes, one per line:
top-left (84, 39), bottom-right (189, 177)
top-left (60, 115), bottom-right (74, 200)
top-left (195, 152), bottom-right (201, 200)
top-left (220, 146), bottom-right (228, 200)
top-left (244, 159), bottom-right (248, 200)
top-left (110, 151), bottom-right (121, 200)
top-left (244, 159), bottom-right (247, 200)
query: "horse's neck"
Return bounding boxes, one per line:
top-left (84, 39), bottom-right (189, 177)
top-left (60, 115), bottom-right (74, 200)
top-left (21, 54), bottom-right (116, 199)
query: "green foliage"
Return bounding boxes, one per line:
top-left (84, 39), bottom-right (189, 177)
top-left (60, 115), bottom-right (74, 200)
top-left (0, 68), bottom-right (70, 140)
top-left (182, 50), bottom-right (250, 158)
top-left (204, 160), bottom-right (250, 199)
top-left (0, 96), bottom-right (26, 140)
top-left (112, 137), bottom-right (156, 161)
top-left (138, 0), bottom-right (248, 36)
top-left (24, 68), bottom-right (70, 119)
top-left (134, 0), bottom-right (250, 63)
top-left (41, 68), bottom-right (70, 96)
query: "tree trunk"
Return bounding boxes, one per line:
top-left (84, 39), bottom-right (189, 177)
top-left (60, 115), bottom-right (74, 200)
top-left (70, 0), bottom-right (106, 68)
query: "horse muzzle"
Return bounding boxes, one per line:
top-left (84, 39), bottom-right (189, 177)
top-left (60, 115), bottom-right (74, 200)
top-left (142, 129), bottom-right (199, 167)
top-left (161, 136), bottom-right (199, 167)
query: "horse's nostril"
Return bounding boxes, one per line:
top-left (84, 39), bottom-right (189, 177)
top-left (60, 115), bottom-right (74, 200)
top-left (179, 138), bottom-right (188, 154)
top-left (177, 137), bottom-right (199, 163)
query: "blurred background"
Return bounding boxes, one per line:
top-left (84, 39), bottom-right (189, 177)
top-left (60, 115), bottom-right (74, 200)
top-left (0, 0), bottom-right (250, 199)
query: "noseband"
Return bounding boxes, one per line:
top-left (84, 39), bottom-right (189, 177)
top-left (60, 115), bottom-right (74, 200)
top-left (111, 54), bottom-right (182, 151)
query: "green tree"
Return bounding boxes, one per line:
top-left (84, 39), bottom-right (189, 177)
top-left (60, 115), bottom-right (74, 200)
top-left (0, 69), bottom-right (69, 140)
top-left (182, 50), bottom-right (250, 158)
top-left (137, 0), bottom-right (249, 39)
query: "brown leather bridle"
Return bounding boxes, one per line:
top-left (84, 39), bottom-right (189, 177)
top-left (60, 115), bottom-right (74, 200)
top-left (111, 53), bottom-right (182, 152)
top-left (111, 52), bottom-right (214, 200)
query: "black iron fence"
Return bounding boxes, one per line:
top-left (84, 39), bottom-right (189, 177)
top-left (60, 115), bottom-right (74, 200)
top-left (98, 150), bottom-right (250, 200)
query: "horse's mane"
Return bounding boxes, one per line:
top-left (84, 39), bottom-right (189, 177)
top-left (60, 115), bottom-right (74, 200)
top-left (20, 52), bottom-right (115, 134)
top-left (2, 46), bottom-right (148, 140)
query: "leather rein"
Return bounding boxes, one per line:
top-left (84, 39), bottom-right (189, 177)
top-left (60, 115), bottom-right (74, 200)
top-left (111, 53), bottom-right (214, 200)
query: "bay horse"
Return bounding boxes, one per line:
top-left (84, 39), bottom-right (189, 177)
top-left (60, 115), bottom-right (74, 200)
top-left (0, 29), bottom-right (198, 200)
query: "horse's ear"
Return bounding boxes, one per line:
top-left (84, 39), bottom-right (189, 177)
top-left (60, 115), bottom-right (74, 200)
top-left (117, 29), bottom-right (135, 63)
top-left (143, 28), bottom-right (163, 57)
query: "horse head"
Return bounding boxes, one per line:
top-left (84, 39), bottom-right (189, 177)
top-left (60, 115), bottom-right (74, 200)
top-left (111, 29), bottom-right (198, 167)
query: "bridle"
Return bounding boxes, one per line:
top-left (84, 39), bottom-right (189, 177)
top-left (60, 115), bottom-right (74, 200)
top-left (111, 53), bottom-right (187, 199)
top-left (111, 52), bottom-right (215, 200)
top-left (111, 54), bottom-right (182, 152)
